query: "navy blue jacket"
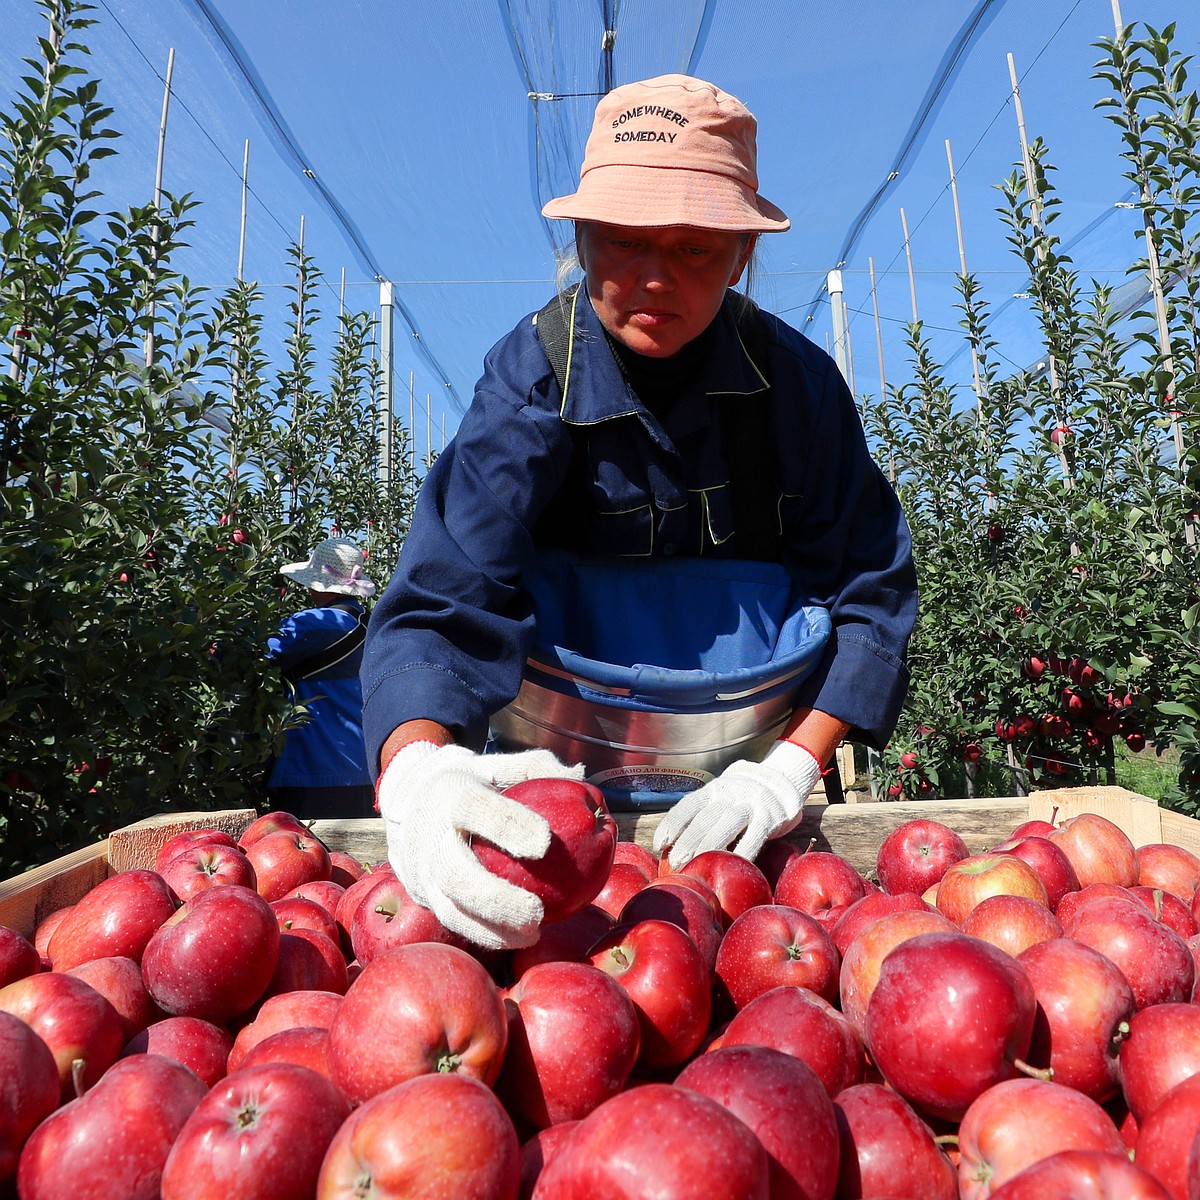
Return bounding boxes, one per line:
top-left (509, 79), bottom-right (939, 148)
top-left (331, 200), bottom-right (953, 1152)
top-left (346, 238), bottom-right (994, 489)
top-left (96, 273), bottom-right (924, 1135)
top-left (269, 600), bottom-right (371, 789)
top-left (362, 288), bottom-right (917, 773)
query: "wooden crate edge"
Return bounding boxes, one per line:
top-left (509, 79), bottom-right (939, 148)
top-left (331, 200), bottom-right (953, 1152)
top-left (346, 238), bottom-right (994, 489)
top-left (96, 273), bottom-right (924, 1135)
top-left (0, 839), bottom-right (111, 939)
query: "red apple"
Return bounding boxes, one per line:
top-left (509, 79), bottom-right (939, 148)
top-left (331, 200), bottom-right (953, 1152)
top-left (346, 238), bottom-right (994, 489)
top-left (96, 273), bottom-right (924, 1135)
top-left (510, 904), bottom-right (615, 979)
top-left (1017, 937), bottom-right (1135, 1102)
top-left (0, 1010), bottom-right (59, 1189)
top-left (676, 848), bottom-right (773, 927)
top-left (260, 929), bottom-right (349, 999)
top-left (875, 819), bottom-right (970, 896)
top-left (587, 918), bottom-right (711, 1070)
top-left (1137, 842), bottom-right (1200, 901)
top-left (1063, 894), bottom-right (1194, 1009)
top-left (715, 983), bottom-right (865, 1097)
top-left (935, 852), bottom-right (1049, 925)
top-left (1054, 880), bottom-right (1131, 925)
top-left (237, 810), bottom-right (309, 850)
top-left (588, 861), bottom-right (648, 920)
top-left (833, 1082), bottom-right (957, 1200)
top-left (1047, 812), bottom-right (1137, 888)
top-left (349, 873), bottom-right (466, 962)
top-left (270, 895), bottom-right (340, 944)
top-left (992, 835), bottom-right (1081, 910)
top-left (774, 850), bottom-right (867, 924)
top-left (327, 850), bottom-right (365, 888)
top-left (121, 1015), bottom-right (234, 1088)
top-left (141, 883), bottom-right (281, 1021)
top-left (238, 1026), bottom-right (333, 1080)
top-left (47, 869), bottom-right (178, 970)
top-left (530, 1082), bottom-right (770, 1199)
top-left (289, 878), bottom-right (346, 919)
top-left (0, 926), bottom-right (41, 988)
top-left (1129, 884), bottom-right (1198, 938)
top-left (161, 1063), bottom-right (349, 1200)
top-left (715, 903), bottom-right (840, 1010)
top-left (159, 842), bottom-right (257, 901)
top-left (1009, 816), bottom-right (1058, 838)
top-left (1135, 1074), bottom-right (1200, 1200)
top-left (985, 1149), bottom-right (1170, 1199)
top-left (519, 1122), bottom-right (580, 1200)
top-left (245, 829), bottom-right (332, 903)
top-left (17, 1053), bottom-right (208, 1200)
top-left (617, 880), bottom-right (724, 974)
top-left (32, 908), bottom-right (72, 959)
top-left (1119, 1001), bottom-right (1200, 1121)
top-left (473, 778), bottom-right (617, 923)
top-left (228, 989), bottom-right (342, 1072)
top-left (66, 954), bottom-right (162, 1039)
top-left (864, 930), bottom-right (1038, 1121)
top-left (326, 942), bottom-right (507, 1106)
top-left (754, 837), bottom-right (804, 890)
top-left (838, 907), bottom-right (956, 1036)
top-left (0, 970), bottom-right (124, 1102)
top-left (962, 893), bottom-right (1063, 956)
top-left (317, 1072), bottom-right (520, 1199)
top-left (611, 840), bottom-right (658, 877)
top-left (333, 862), bottom-right (395, 945)
top-left (153, 828), bottom-right (240, 874)
top-left (676, 1044), bottom-right (839, 1200)
top-left (496, 960), bottom-right (641, 1129)
top-left (955, 1078), bottom-right (1125, 1200)
top-left (829, 889), bottom-right (934, 959)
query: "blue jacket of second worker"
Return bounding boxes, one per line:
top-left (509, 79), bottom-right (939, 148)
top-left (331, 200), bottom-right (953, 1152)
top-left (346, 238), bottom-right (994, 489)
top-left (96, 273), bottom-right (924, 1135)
top-left (361, 287), bottom-right (918, 772)
top-left (269, 600), bottom-right (371, 789)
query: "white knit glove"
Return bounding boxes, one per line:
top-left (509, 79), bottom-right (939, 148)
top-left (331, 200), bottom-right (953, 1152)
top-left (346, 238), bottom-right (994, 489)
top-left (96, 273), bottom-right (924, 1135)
top-left (377, 741), bottom-right (586, 950)
top-left (652, 740), bottom-right (823, 869)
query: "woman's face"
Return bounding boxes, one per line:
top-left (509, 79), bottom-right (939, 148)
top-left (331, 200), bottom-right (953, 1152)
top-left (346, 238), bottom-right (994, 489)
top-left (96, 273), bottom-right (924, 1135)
top-left (576, 222), bottom-right (755, 359)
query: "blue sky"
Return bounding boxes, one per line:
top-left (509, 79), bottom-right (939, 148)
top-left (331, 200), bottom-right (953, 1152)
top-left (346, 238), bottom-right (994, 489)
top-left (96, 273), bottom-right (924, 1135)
top-left (3, 0), bottom-right (1197, 453)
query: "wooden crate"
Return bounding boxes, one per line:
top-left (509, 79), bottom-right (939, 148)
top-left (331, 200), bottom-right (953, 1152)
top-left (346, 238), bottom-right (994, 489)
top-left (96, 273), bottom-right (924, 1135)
top-left (2, 786), bottom-right (1195, 940)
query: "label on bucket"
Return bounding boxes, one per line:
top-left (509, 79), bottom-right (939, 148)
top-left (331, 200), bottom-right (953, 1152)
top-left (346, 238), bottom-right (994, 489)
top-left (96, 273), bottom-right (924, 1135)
top-left (587, 765), bottom-right (713, 794)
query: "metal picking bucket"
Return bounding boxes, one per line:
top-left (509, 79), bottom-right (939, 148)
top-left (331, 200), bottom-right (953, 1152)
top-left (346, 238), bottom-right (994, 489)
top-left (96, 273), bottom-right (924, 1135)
top-left (489, 550), bottom-right (831, 810)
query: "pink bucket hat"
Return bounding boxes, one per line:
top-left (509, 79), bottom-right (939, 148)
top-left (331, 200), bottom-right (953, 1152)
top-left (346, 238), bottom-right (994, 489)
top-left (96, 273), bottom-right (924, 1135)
top-left (542, 74), bottom-right (789, 233)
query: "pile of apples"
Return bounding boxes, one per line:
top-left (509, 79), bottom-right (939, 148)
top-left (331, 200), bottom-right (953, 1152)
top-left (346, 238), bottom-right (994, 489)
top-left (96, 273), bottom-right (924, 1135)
top-left (4, 783), bottom-right (1200, 1200)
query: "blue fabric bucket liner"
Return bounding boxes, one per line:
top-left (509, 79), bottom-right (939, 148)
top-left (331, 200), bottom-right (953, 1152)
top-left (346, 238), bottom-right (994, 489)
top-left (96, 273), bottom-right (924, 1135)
top-left (488, 549), bottom-right (832, 810)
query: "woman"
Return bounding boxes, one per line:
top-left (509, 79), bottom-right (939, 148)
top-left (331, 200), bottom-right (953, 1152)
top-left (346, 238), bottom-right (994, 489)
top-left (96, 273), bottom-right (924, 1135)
top-left (362, 74), bottom-right (918, 949)
top-left (267, 536), bottom-right (375, 819)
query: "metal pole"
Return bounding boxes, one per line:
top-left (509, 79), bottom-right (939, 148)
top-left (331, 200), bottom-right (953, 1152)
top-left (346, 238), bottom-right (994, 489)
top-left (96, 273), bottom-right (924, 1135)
top-left (868, 258), bottom-right (888, 401)
top-left (827, 270), bottom-right (849, 379)
top-left (378, 282), bottom-right (395, 487)
top-left (899, 208), bottom-right (919, 325)
top-left (339, 268), bottom-right (346, 319)
top-left (426, 392), bottom-right (432, 467)
top-left (946, 138), bottom-right (985, 409)
top-left (828, 270), bottom-right (879, 798)
top-left (1008, 53), bottom-right (1072, 489)
top-left (409, 371), bottom-right (416, 476)
top-left (145, 47), bottom-right (175, 371)
top-left (843, 301), bottom-right (856, 396)
top-left (237, 139), bottom-right (248, 282)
